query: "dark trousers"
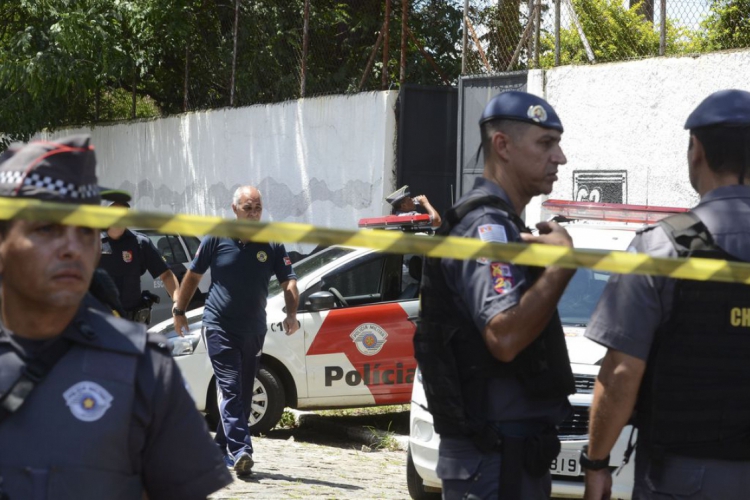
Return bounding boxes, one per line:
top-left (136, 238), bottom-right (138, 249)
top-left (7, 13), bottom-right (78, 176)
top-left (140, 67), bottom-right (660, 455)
top-left (633, 444), bottom-right (750, 499)
top-left (437, 436), bottom-right (552, 500)
top-left (204, 328), bottom-right (266, 459)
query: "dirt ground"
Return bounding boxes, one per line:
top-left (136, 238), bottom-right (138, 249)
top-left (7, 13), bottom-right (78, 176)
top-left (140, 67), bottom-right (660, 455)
top-left (209, 425), bottom-right (410, 500)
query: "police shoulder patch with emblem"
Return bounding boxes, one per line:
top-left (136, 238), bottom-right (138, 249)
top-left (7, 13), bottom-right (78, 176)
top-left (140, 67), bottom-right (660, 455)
top-left (63, 381), bottom-right (114, 422)
top-left (478, 224), bottom-right (508, 244)
top-left (490, 262), bottom-right (515, 294)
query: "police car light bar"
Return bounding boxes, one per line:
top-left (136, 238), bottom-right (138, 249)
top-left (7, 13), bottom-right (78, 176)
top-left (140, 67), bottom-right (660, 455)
top-left (358, 213), bottom-right (432, 230)
top-left (542, 199), bottom-right (689, 224)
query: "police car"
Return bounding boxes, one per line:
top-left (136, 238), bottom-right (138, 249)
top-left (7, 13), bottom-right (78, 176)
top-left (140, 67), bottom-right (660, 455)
top-left (136, 230), bottom-right (211, 324)
top-left (149, 215), bottom-right (429, 434)
top-left (406, 200), bottom-right (689, 500)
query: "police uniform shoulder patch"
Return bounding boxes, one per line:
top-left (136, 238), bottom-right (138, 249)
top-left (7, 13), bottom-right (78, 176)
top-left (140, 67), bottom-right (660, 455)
top-left (63, 381), bottom-right (113, 422)
top-left (350, 323), bottom-right (388, 356)
top-left (257, 251), bottom-right (268, 262)
top-left (477, 224), bottom-right (508, 243)
top-left (490, 262), bottom-right (515, 294)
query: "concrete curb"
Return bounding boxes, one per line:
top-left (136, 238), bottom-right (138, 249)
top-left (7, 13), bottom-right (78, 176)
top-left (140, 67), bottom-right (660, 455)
top-left (288, 409), bottom-right (409, 452)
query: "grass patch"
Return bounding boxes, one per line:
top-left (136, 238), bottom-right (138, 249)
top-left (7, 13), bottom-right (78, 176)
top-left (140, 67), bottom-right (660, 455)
top-left (367, 422), bottom-right (402, 451)
top-left (315, 404), bottom-right (409, 418)
top-left (275, 409), bottom-right (299, 429)
top-left (313, 404), bottom-right (410, 435)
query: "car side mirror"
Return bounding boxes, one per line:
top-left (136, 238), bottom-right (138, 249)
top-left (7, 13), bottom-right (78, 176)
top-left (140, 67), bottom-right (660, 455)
top-left (308, 291), bottom-right (336, 311)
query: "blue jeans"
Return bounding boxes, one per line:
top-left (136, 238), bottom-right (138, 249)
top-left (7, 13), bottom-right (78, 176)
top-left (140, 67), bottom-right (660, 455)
top-left (204, 328), bottom-right (266, 459)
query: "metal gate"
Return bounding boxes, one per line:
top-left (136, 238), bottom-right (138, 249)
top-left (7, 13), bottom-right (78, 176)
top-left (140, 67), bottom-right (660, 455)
top-left (456, 72), bottom-right (528, 197)
top-left (396, 85), bottom-right (458, 218)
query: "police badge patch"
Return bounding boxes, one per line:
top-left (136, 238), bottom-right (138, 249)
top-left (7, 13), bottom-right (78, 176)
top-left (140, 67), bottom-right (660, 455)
top-left (63, 381), bottom-right (114, 422)
top-left (122, 250), bottom-right (133, 263)
top-left (350, 323), bottom-right (388, 356)
top-left (490, 262), bottom-right (514, 294)
top-left (257, 251), bottom-right (268, 262)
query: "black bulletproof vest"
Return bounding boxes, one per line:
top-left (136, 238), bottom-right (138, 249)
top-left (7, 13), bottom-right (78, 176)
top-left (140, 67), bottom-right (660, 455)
top-left (100, 231), bottom-right (146, 311)
top-left (413, 195), bottom-right (575, 438)
top-left (637, 212), bottom-right (750, 460)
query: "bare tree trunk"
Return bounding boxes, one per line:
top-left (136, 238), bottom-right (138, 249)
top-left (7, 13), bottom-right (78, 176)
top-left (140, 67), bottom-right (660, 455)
top-left (95, 85), bottom-right (100, 122)
top-left (301, 0), bottom-right (310, 97)
top-left (132, 63), bottom-right (137, 119)
top-left (184, 45), bottom-right (190, 112)
top-left (400, 0), bottom-right (408, 85)
top-left (382, 0), bottom-right (390, 89)
top-left (230, 0), bottom-right (240, 106)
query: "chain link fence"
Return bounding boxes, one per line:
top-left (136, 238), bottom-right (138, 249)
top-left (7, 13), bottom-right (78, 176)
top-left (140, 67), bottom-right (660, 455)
top-left (227, 0), bottom-right (750, 105)
top-left (4, 0), bottom-right (749, 136)
top-left (462, 0), bottom-right (750, 73)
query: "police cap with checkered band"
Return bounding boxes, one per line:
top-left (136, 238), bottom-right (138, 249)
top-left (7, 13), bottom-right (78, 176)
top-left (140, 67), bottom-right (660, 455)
top-left (480, 91), bottom-right (564, 133)
top-left (0, 135), bottom-right (129, 205)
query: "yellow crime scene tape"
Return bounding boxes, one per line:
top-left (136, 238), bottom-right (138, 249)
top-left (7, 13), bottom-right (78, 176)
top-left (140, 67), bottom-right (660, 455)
top-left (1, 197), bottom-right (750, 284)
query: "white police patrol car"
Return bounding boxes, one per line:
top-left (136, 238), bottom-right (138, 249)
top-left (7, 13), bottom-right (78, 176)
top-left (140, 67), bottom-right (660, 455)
top-left (149, 216), bottom-right (427, 433)
top-left (137, 230), bottom-right (211, 324)
top-left (406, 200), bottom-right (689, 500)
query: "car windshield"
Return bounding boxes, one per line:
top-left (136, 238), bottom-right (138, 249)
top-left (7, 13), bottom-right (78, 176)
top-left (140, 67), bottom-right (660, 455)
top-left (268, 247), bottom-right (356, 297)
top-left (557, 267), bottom-right (612, 327)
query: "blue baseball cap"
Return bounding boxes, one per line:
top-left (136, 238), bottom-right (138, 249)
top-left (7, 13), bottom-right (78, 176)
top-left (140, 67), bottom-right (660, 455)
top-left (480, 91), bottom-right (563, 132)
top-left (685, 89), bottom-right (750, 130)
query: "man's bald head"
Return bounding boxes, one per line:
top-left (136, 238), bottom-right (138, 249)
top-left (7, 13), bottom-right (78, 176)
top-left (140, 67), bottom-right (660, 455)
top-left (232, 185), bottom-right (263, 221)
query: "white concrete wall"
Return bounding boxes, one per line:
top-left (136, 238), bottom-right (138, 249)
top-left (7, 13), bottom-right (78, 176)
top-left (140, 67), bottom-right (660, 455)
top-left (43, 92), bottom-right (398, 252)
top-left (543, 50), bottom-right (750, 209)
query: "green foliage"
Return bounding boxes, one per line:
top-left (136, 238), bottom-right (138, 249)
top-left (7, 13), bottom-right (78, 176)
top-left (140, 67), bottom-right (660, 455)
top-left (0, 0), bottom-right (465, 145)
top-left (538, 0), bottom-right (705, 66)
top-left (699, 0), bottom-right (750, 51)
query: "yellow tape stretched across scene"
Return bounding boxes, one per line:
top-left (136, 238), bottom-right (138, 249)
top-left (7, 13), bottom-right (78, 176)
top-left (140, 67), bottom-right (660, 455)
top-left (1, 197), bottom-right (749, 284)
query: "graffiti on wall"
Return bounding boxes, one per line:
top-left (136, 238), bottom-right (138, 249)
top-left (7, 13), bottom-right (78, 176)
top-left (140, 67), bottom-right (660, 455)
top-left (573, 170), bottom-right (628, 204)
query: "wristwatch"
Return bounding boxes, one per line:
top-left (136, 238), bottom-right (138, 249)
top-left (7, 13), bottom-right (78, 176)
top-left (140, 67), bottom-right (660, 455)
top-left (580, 445), bottom-right (610, 471)
top-left (172, 305), bottom-right (186, 316)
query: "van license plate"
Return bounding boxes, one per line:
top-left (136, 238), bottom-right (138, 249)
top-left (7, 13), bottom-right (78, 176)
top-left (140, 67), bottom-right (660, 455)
top-left (549, 449), bottom-right (582, 476)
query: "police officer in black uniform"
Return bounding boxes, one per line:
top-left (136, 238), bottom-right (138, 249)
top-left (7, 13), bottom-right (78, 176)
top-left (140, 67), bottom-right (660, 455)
top-left (415, 91), bottom-right (576, 499)
top-left (99, 199), bottom-right (180, 324)
top-left (582, 91), bottom-right (750, 500)
top-left (0, 135), bottom-right (232, 500)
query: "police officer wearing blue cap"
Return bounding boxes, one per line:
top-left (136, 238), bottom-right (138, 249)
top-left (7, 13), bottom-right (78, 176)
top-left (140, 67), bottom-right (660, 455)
top-left (583, 89), bottom-right (750, 500)
top-left (415, 91), bottom-right (576, 499)
top-left (0, 135), bottom-right (232, 499)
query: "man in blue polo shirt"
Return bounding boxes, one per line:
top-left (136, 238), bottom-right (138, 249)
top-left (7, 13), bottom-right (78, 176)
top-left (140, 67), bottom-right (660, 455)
top-left (173, 185), bottom-right (299, 477)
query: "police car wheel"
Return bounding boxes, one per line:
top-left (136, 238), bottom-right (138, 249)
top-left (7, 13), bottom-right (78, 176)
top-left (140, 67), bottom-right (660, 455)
top-left (406, 447), bottom-right (441, 500)
top-left (248, 366), bottom-right (286, 435)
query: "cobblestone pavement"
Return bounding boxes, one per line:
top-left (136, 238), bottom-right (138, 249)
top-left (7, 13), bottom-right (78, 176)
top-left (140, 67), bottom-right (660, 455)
top-left (209, 426), bottom-right (410, 500)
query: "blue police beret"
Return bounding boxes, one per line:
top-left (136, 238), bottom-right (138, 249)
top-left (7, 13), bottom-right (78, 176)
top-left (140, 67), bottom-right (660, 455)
top-left (685, 89), bottom-right (750, 130)
top-left (480, 91), bottom-right (563, 132)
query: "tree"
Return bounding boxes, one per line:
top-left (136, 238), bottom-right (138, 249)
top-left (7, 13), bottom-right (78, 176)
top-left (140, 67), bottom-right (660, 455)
top-left (699, 0), bottom-right (750, 51)
top-left (539, 0), bottom-right (700, 66)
